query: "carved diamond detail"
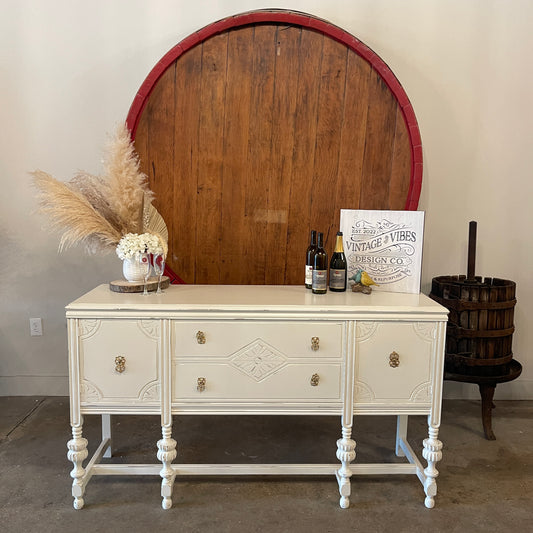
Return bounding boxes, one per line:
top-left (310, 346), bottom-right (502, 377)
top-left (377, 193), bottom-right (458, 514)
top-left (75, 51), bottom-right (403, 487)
top-left (230, 339), bottom-right (287, 382)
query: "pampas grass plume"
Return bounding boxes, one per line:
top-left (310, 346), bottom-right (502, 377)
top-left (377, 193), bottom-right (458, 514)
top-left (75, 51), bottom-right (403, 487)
top-left (104, 123), bottom-right (154, 234)
top-left (32, 170), bottom-right (122, 254)
top-left (32, 123), bottom-right (168, 256)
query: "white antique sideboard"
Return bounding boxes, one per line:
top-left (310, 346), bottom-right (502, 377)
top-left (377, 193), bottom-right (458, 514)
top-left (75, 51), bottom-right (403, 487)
top-left (66, 284), bottom-right (448, 510)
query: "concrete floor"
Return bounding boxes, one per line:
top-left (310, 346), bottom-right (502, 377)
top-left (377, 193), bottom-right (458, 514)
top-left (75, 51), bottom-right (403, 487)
top-left (0, 397), bottom-right (531, 533)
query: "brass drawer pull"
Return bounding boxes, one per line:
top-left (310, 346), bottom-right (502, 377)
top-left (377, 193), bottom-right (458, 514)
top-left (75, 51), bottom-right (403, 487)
top-left (310, 373), bottom-right (320, 386)
top-left (311, 337), bottom-right (320, 351)
top-left (196, 331), bottom-right (206, 344)
top-left (389, 351), bottom-right (400, 368)
top-left (115, 356), bottom-right (126, 373)
top-left (197, 377), bottom-right (206, 392)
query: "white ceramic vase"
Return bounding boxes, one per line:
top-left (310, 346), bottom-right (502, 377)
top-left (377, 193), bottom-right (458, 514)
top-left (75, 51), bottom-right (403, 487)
top-left (122, 254), bottom-right (150, 283)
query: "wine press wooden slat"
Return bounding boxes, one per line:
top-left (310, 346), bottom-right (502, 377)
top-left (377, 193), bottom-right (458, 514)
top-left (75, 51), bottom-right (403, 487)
top-left (431, 275), bottom-right (516, 372)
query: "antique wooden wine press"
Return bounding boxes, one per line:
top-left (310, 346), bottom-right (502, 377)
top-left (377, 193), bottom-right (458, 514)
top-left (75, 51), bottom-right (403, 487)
top-left (430, 221), bottom-right (521, 439)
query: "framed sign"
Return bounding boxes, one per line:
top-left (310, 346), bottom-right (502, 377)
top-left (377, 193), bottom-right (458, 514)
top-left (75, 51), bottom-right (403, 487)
top-left (339, 210), bottom-right (425, 294)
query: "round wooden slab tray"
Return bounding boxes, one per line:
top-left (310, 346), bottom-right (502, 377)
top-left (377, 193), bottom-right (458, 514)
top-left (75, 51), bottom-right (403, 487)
top-left (109, 276), bottom-right (170, 293)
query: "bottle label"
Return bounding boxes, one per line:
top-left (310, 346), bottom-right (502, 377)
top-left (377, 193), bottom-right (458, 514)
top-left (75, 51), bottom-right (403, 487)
top-left (305, 265), bottom-right (313, 285)
top-left (329, 269), bottom-right (346, 289)
top-left (312, 269), bottom-right (327, 290)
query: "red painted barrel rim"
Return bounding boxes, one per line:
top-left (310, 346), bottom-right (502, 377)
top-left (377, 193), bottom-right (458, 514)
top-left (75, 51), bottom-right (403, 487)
top-left (126, 9), bottom-right (422, 210)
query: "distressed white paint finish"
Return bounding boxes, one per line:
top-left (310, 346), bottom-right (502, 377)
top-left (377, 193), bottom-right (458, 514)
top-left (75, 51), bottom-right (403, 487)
top-left (157, 425), bottom-right (177, 510)
top-left (173, 320), bottom-right (343, 358)
top-left (66, 284), bottom-right (447, 510)
top-left (354, 321), bottom-right (434, 405)
top-left (79, 319), bottom-right (160, 405)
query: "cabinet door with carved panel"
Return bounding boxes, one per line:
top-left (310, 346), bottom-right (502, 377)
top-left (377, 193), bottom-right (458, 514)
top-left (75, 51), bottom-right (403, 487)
top-left (78, 319), bottom-right (160, 407)
top-left (354, 321), bottom-right (437, 409)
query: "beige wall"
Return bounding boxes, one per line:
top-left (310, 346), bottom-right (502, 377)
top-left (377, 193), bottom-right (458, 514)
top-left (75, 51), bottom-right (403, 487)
top-left (1, 0), bottom-right (531, 398)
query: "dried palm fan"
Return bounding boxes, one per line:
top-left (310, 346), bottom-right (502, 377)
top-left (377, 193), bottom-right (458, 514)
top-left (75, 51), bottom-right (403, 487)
top-left (143, 197), bottom-right (169, 256)
top-left (32, 123), bottom-right (168, 256)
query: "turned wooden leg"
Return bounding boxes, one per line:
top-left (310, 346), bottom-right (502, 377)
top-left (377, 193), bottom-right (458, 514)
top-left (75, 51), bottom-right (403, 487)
top-left (157, 425), bottom-right (177, 510)
top-left (336, 426), bottom-right (356, 509)
top-left (67, 424), bottom-right (88, 509)
top-left (422, 425), bottom-right (443, 509)
top-left (479, 383), bottom-right (497, 440)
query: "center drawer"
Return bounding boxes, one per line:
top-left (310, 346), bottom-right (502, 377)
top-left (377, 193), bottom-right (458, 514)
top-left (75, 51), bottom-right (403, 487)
top-left (172, 321), bottom-right (342, 359)
top-left (172, 362), bottom-right (342, 400)
top-left (172, 320), bottom-right (343, 403)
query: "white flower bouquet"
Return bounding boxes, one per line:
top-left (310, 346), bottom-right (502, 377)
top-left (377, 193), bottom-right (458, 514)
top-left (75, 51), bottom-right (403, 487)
top-left (116, 232), bottom-right (164, 260)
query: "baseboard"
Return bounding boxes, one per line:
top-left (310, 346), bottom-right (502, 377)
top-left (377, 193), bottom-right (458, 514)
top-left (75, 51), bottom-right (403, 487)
top-left (0, 376), bottom-right (68, 396)
top-left (443, 379), bottom-right (533, 400)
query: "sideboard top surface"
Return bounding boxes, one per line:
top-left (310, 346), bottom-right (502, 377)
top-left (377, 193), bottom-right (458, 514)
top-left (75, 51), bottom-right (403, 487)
top-left (66, 285), bottom-right (448, 319)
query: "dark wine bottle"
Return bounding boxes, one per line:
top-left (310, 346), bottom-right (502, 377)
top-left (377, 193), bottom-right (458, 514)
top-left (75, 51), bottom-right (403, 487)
top-left (329, 231), bottom-right (347, 292)
top-left (312, 232), bottom-right (328, 294)
top-left (305, 230), bottom-right (317, 289)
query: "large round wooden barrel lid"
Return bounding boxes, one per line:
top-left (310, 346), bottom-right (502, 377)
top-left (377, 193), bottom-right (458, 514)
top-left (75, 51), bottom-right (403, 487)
top-left (127, 10), bottom-right (422, 285)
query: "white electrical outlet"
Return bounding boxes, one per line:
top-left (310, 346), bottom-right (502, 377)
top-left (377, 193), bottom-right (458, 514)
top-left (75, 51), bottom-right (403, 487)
top-left (30, 318), bottom-right (42, 336)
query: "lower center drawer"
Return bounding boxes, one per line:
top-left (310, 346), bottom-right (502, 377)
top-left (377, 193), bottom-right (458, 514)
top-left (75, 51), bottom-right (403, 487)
top-left (172, 362), bottom-right (341, 401)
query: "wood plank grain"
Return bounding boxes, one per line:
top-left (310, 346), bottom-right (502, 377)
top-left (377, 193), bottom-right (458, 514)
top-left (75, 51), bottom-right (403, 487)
top-left (478, 285), bottom-right (489, 358)
top-left (134, 23), bottom-right (416, 286)
top-left (264, 25), bottom-right (301, 285)
top-left (284, 29), bottom-right (323, 285)
top-left (139, 66), bottom-right (176, 268)
top-left (242, 24), bottom-right (276, 284)
top-left (132, 112), bottom-right (148, 174)
top-left (336, 50), bottom-right (371, 213)
top-left (389, 105), bottom-right (412, 209)
top-left (173, 45), bottom-right (202, 282)
top-left (195, 32), bottom-right (229, 284)
top-left (219, 27), bottom-right (253, 284)
top-left (310, 37), bottom-right (348, 253)
top-left (360, 69), bottom-right (398, 209)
